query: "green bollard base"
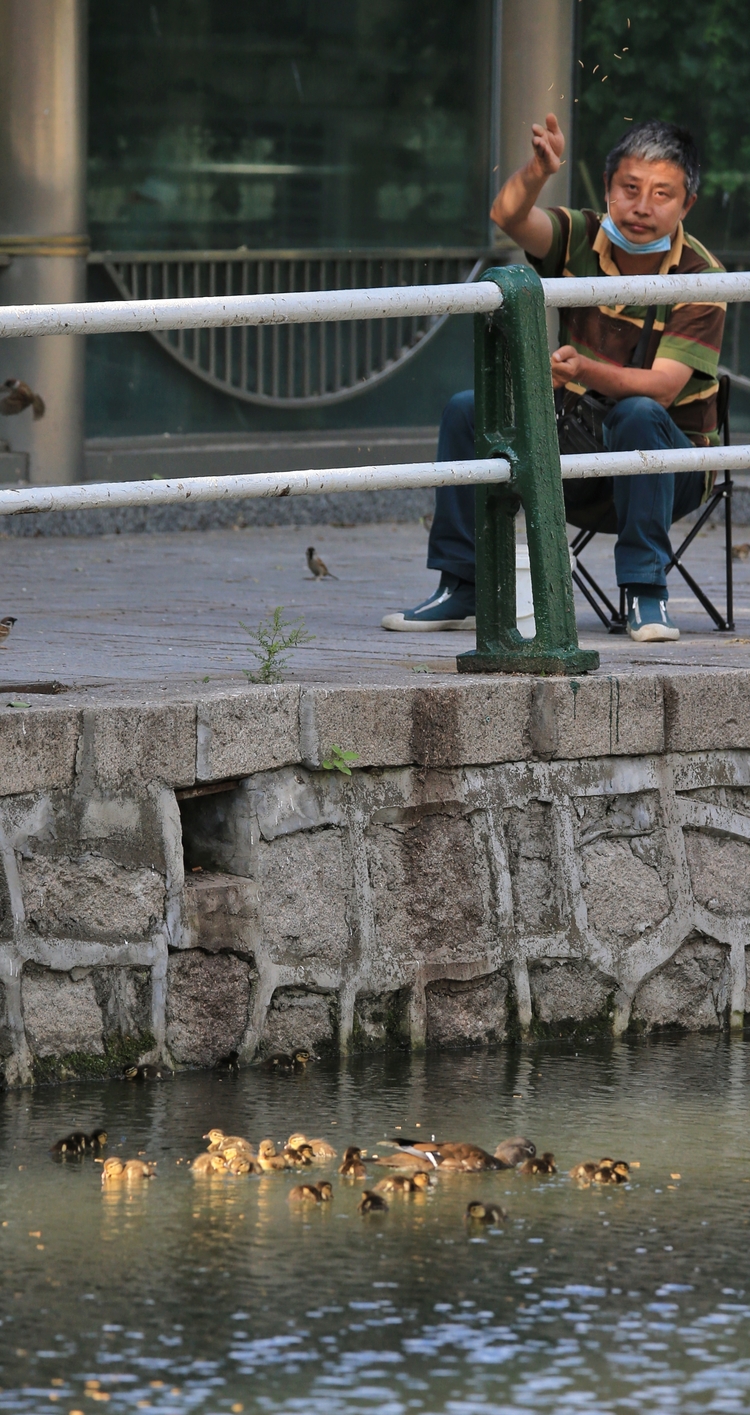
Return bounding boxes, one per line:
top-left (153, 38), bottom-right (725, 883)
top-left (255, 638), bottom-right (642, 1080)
top-left (456, 646), bottom-right (600, 676)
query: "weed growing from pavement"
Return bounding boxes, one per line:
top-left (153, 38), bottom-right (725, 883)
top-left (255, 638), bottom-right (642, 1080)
top-left (240, 606), bottom-right (314, 684)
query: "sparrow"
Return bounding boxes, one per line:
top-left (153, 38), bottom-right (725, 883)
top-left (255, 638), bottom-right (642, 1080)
top-left (0, 616), bottom-right (16, 647)
top-left (0, 379), bottom-right (45, 419)
top-left (306, 546), bottom-right (338, 579)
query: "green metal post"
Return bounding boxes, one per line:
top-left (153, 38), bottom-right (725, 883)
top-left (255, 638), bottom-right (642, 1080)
top-left (457, 266), bottom-right (599, 676)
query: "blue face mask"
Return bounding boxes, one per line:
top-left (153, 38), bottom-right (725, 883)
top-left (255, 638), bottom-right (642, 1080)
top-left (600, 211), bottom-right (673, 256)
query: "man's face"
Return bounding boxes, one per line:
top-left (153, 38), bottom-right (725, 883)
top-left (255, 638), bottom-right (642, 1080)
top-left (605, 156), bottom-right (696, 244)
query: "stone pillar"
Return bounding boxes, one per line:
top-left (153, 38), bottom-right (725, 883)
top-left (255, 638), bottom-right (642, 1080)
top-left (0, 0), bottom-right (88, 485)
top-left (499, 0), bottom-right (575, 206)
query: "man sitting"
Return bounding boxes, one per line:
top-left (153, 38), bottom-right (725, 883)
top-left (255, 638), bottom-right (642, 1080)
top-left (382, 115), bottom-right (726, 643)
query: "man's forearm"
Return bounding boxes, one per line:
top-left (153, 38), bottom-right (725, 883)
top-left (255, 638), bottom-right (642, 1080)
top-left (569, 357), bottom-right (688, 408)
top-left (490, 160), bottom-right (547, 233)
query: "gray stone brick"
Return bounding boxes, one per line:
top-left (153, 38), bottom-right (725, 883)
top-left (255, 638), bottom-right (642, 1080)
top-left (166, 950), bottom-right (253, 1065)
top-left (196, 686), bottom-right (300, 781)
top-left (256, 829), bottom-right (351, 970)
top-left (78, 702), bottom-right (196, 790)
top-left (22, 966), bottom-right (104, 1056)
top-left (20, 854), bottom-right (165, 941)
top-left (0, 707), bottom-right (80, 797)
top-left (683, 830), bottom-right (750, 915)
top-left (425, 971), bottom-right (509, 1047)
top-left (631, 935), bottom-right (730, 1030)
top-left (300, 680), bottom-right (531, 769)
top-left (664, 671), bottom-right (750, 753)
top-left (182, 871), bottom-right (259, 955)
top-left (529, 959), bottom-right (613, 1028)
top-left (260, 986), bottom-right (338, 1056)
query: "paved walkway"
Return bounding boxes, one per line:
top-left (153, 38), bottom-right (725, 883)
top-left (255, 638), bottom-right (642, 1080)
top-left (0, 516), bottom-right (748, 692)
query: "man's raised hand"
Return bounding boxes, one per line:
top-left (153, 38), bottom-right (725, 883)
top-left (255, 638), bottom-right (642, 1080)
top-left (531, 113), bottom-right (565, 177)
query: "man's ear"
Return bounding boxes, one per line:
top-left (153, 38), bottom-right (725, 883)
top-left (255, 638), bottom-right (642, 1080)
top-left (681, 192), bottom-right (698, 219)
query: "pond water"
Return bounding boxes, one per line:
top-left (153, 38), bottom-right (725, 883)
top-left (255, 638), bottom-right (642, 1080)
top-left (1, 1037), bottom-right (749, 1415)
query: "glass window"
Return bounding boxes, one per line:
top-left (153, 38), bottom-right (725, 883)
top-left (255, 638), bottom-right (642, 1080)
top-left (89, 0), bottom-right (492, 252)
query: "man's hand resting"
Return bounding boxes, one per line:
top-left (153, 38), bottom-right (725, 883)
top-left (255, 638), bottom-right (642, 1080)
top-left (551, 346), bottom-right (693, 408)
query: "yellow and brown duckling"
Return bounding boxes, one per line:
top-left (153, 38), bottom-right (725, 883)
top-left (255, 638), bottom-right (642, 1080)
top-left (122, 1063), bottom-right (173, 1082)
top-left (358, 1190), bottom-right (388, 1214)
top-left (494, 1136), bottom-right (537, 1168)
top-left (373, 1174), bottom-right (428, 1195)
top-left (288, 1181), bottom-right (334, 1203)
top-left (284, 1141), bottom-right (315, 1166)
top-left (263, 1049), bottom-right (313, 1074)
top-left (100, 1157), bottom-right (156, 1184)
top-left (286, 1132), bottom-right (337, 1161)
top-left (570, 1158), bottom-right (630, 1186)
top-left (191, 1152), bottom-right (229, 1176)
top-left (593, 1161), bottom-right (629, 1185)
top-left (339, 1146), bottom-right (367, 1178)
top-left (257, 1139), bottom-right (293, 1172)
top-left (519, 1152), bottom-right (557, 1176)
top-left (227, 1155), bottom-right (258, 1176)
top-left (465, 1201), bottom-right (507, 1225)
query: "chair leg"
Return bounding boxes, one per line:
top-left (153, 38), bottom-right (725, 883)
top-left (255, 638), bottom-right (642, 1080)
top-left (666, 483), bottom-right (733, 632)
top-left (572, 568), bottom-right (617, 631)
top-left (724, 470), bottom-right (735, 631)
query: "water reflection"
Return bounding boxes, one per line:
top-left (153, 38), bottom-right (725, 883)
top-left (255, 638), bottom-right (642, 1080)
top-left (1, 1036), bottom-right (749, 1413)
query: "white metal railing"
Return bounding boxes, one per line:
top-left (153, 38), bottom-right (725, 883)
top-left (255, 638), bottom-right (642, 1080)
top-left (0, 445), bottom-right (748, 517)
top-left (0, 270), bottom-right (749, 516)
top-left (1, 270), bottom-right (750, 340)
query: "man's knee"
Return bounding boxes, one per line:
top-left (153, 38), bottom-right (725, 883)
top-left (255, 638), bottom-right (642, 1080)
top-left (605, 396), bottom-right (673, 448)
top-left (441, 388), bottom-right (475, 434)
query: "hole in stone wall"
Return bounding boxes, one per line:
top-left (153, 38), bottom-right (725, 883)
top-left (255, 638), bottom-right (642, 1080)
top-left (178, 781), bottom-right (244, 873)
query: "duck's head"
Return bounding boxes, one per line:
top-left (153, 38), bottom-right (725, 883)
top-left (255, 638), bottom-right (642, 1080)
top-left (203, 1128), bottom-right (226, 1144)
top-left (612, 1161), bottom-right (630, 1179)
top-left (101, 1158), bottom-right (125, 1181)
top-left (122, 1065), bottom-right (139, 1080)
top-left (89, 1129), bottom-right (108, 1146)
top-left (287, 1132), bottom-right (309, 1150)
top-left (412, 1171), bottom-right (431, 1190)
top-left (258, 1139), bottom-right (278, 1160)
top-left (342, 1146), bottom-right (362, 1163)
top-left (317, 1181), bottom-right (333, 1201)
top-left (292, 1050), bottom-right (311, 1066)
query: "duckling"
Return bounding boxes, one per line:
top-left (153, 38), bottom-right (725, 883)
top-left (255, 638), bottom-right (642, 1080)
top-left (287, 1132), bottom-right (310, 1151)
top-left (593, 1163), bottom-right (627, 1186)
top-left (122, 1063), bottom-right (172, 1082)
top-left (569, 1162), bottom-right (597, 1182)
top-left (191, 1152), bottom-right (228, 1176)
top-left (257, 1139), bottom-right (292, 1172)
top-left (411, 1171), bottom-right (431, 1191)
top-left (284, 1142), bottom-right (314, 1166)
top-left (50, 1132), bottom-right (87, 1156)
top-left (227, 1155), bottom-right (257, 1176)
top-left (101, 1157), bottom-right (126, 1182)
top-left (88, 1129), bottom-right (108, 1151)
top-left (263, 1053), bottom-right (293, 1073)
top-left (203, 1130), bottom-right (252, 1155)
top-left (612, 1160), bottom-right (630, 1180)
top-left (317, 1181), bottom-right (333, 1201)
top-left (338, 1146), bottom-right (367, 1179)
top-left (519, 1152), bottom-right (557, 1176)
top-left (358, 1190), bottom-right (388, 1214)
top-left (221, 1142), bottom-right (257, 1164)
top-left (289, 1183), bottom-right (324, 1203)
top-left (374, 1175), bottom-right (419, 1194)
top-left (291, 1049), bottom-right (312, 1071)
top-left (465, 1201), bottom-right (507, 1225)
top-left (215, 1050), bottom-right (240, 1072)
top-left (308, 1138), bottom-right (337, 1160)
top-left (494, 1136), bottom-right (537, 1168)
top-left (123, 1159), bottom-right (157, 1181)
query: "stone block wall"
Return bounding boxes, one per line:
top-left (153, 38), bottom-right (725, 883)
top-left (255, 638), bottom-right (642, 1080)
top-left (0, 672), bottom-right (749, 1083)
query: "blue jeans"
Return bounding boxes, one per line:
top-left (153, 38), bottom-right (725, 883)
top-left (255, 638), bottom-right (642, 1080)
top-left (428, 390), bottom-right (706, 594)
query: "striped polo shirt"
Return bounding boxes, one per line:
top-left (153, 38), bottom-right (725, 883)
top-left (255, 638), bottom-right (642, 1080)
top-left (529, 208), bottom-right (726, 445)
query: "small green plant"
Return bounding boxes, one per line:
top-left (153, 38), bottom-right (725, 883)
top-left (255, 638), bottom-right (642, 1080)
top-left (240, 606), bottom-right (314, 684)
top-left (320, 743), bottom-right (360, 776)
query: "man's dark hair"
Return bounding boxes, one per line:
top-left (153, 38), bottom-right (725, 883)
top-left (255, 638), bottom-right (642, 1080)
top-left (605, 120), bottom-right (700, 200)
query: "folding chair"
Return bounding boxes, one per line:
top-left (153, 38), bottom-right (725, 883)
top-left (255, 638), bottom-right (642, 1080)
top-left (568, 373), bottom-right (735, 633)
